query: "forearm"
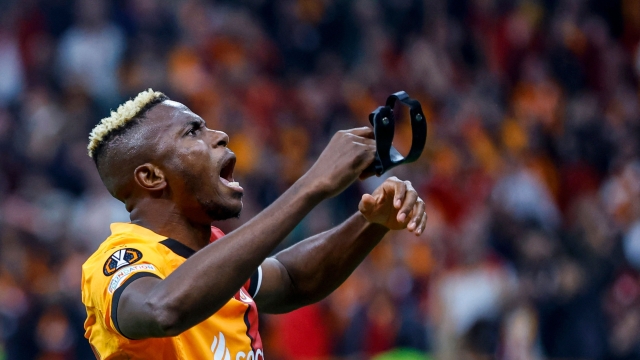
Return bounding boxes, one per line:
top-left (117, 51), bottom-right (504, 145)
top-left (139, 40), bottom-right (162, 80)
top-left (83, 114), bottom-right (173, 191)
top-left (148, 175), bottom-right (322, 334)
top-left (274, 212), bottom-right (389, 307)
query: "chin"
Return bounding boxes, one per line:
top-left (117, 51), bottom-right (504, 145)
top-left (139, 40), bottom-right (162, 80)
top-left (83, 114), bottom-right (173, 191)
top-left (201, 199), bottom-right (243, 221)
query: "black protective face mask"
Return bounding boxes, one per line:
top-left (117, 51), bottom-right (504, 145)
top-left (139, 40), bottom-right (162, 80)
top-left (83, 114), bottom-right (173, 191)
top-left (367, 91), bottom-right (427, 176)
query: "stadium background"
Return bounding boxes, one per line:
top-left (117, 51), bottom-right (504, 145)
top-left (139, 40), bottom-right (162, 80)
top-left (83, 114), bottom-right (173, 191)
top-left (0, 0), bottom-right (639, 359)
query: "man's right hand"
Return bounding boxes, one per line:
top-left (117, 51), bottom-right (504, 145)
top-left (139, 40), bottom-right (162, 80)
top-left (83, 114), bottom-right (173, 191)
top-left (303, 127), bottom-right (377, 198)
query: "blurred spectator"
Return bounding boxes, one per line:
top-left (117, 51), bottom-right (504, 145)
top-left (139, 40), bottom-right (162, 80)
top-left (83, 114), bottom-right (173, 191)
top-left (56, 0), bottom-right (125, 106)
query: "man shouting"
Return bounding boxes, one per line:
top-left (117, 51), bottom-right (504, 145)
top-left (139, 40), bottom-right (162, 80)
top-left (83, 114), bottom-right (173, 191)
top-left (81, 89), bottom-right (427, 359)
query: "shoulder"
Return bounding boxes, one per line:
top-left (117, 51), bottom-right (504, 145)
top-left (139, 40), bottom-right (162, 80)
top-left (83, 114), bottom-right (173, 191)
top-left (83, 235), bottom-right (167, 276)
top-left (81, 235), bottom-right (168, 307)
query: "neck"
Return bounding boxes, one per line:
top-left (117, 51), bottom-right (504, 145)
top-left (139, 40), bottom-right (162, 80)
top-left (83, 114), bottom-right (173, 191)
top-left (129, 198), bottom-right (211, 251)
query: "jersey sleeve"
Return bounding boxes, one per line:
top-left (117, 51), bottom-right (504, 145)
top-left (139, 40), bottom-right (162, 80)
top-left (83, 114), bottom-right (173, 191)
top-left (83, 242), bottom-right (167, 339)
top-left (243, 265), bottom-right (263, 298)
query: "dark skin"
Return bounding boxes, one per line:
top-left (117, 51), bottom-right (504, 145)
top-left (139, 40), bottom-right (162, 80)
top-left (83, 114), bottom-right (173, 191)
top-left (113, 100), bottom-right (427, 338)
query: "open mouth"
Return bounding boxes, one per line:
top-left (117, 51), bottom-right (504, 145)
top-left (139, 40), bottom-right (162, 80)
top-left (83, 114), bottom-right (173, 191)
top-left (219, 156), bottom-right (242, 189)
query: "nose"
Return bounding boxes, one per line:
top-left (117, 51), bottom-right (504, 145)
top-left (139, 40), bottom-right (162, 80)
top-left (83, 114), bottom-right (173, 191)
top-left (209, 130), bottom-right (229, 148)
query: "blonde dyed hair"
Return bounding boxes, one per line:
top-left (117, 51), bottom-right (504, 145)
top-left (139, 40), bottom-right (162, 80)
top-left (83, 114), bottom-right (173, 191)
top-left (87, 89), bottom-right (166, 158)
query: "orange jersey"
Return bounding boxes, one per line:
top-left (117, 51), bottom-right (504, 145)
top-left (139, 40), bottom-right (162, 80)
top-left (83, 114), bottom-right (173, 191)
top-left (81, 223), bottom-right (264, 360)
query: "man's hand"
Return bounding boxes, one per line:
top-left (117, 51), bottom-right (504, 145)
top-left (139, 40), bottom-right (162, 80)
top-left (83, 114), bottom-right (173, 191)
top-left (359, 176), bottom-right (427, 235)
top-left (304, 127), bottom-right (377, 199)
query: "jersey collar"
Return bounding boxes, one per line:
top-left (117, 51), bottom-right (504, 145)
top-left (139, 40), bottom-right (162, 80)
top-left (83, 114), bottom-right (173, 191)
top-left (109, 223), bottom-right (225, 259)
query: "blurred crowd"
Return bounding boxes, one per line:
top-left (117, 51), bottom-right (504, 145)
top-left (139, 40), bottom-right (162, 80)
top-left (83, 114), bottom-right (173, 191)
top-left (1, 0), bottom-right (640, 359)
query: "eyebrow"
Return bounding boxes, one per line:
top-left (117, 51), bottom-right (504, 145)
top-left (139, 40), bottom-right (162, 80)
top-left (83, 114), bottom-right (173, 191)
top-left (182, 117), bottom-right (206, 131)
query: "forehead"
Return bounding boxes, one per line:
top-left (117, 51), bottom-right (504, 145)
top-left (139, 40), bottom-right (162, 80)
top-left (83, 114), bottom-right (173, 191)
top-left (146, 100), bottom-right (201, 128)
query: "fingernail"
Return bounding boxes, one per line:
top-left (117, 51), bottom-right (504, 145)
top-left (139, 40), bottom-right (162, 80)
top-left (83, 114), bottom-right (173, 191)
top-left (395, 199), bottom-right (401, 207)
top-left (398, 213), bottom-right (406, 222)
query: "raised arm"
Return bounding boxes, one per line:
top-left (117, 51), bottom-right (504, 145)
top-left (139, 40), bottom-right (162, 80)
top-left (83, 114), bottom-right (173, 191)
top-left (254, 177), bottom-right (426, 313)
top-left (115, 128), bottom-right (377, 339)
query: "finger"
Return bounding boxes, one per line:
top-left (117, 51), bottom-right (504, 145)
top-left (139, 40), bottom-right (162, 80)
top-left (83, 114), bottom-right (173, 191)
top-left (352, 143), bottom-right (377, 174)
top-left (344, 126), bottom-right (374, 139)
top-left (389, 177), bottom-right (406, 209)
top-left (416, 212), bottom-right (428, 235)
top-left (359, 194), bottom-right (376, 214)
top-left (352, 139), bottom-right (377, 179)
top-left (348, 135), bottom-right (376, 146)
top-left (397, 183), bottom-right (418, 223)
top-left (350, 142), bottom-right (376, 156)
top-left (407, 200), bottom-right (425, 232)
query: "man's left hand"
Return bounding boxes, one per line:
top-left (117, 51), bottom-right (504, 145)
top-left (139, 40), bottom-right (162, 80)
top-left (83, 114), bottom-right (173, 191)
top-left (358, 176), bottom-right (427, 235)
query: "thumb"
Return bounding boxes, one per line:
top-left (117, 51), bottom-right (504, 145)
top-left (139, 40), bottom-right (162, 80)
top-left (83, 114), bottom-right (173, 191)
top-left (359, 194), bottom-right (376, 215)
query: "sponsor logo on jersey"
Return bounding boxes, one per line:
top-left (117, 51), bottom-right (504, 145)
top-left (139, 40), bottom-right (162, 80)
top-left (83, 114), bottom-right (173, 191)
top-left (211, 332), bottom-right (264, 360)
top-left (211, 332), bottom-right (231, 360)
top-left (103, 248), bottom-right (143, 276)
top-left (108, 264), bottom-right (157, 293)
top-left (235, 349), bottom-right (264, 360)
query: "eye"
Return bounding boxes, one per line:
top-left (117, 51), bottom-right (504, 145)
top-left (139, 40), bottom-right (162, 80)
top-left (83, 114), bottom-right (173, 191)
top-left (186, 123), bottom-right (202, 136)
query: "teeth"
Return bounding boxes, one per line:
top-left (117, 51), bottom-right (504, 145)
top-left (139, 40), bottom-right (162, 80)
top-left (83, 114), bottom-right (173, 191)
top-left (228, 181), bottom-right (239, 187)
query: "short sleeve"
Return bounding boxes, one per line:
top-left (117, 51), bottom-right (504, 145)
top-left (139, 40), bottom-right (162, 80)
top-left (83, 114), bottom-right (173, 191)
top-left (243, 266), bottom-right (263, 298)
top-left (83, 242), bottom-right (167, 338)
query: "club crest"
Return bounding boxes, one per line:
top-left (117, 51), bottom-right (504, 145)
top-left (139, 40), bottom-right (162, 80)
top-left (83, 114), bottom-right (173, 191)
top-left (103, 248), bottom-right (143, 276)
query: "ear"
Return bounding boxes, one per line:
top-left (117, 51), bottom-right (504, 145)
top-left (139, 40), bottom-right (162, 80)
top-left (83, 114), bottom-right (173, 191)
top-left (133, 163), bottom-right (167, 192)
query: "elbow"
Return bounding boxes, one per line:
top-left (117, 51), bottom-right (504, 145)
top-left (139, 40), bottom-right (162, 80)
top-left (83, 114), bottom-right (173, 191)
top-left (285, 274), bottom-right (326, 308)
top-left (294, 287), bottom-right (327, 306)
top-left (156, 312), bottom-right (185, 337)
top-left (275, 258), bottom-right (325, 307)
top-left (146, 297), bottom-right (187, 337)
